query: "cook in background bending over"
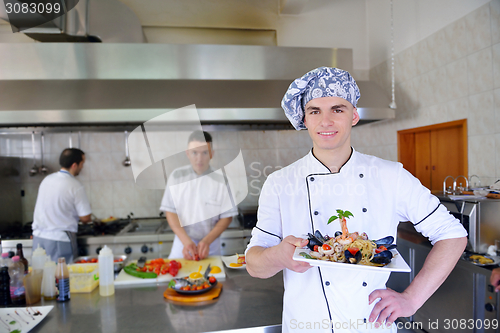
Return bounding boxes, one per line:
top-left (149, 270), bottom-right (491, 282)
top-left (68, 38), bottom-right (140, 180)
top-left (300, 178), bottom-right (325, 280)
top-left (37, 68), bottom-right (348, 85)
top-left (245, 67), bottom-right (468, 333)
top-left (160, 130), bottom-right (237, 260)
top-left (32, 148), bottom-right (92, 263)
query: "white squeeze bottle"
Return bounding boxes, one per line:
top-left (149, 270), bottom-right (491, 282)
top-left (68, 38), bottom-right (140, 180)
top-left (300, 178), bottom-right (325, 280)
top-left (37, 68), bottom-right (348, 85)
top-left (31, 245), bottom-right (47, 271)
top-left (98, 246), bottom-right (115, 296)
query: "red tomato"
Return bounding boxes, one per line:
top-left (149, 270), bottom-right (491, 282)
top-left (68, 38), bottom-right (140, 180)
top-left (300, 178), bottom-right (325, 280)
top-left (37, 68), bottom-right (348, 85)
top-left (208, 276), bottom-right (216, 284)
top-left (90, 258), bottom-right (98, 263)
top-left (347, 247), bottom-right (359, 256)
top-left (322, 244), bottom-right (332, 251)
top-left (160, 269), bottom-right (168, 275)
top-left (313, 245), bottom-right (319, 252)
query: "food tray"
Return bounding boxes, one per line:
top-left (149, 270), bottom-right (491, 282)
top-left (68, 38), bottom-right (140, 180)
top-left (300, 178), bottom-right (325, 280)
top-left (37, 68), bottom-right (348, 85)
top-left (68, 263), bottom-right (99, 293)
top-left (292, 248), bottom-right (411, 273)
top-left (73, 255), bottom-right (127, 272)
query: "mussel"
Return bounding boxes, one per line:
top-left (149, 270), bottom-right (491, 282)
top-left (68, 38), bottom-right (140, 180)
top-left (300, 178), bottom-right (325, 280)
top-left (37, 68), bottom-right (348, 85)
top-left (345, 249), bottom-right (362, 264)
top-left (314, 230), bottom-right (326, 244)
top-left (373, 236), bottom-right (394, 247)
top-left (371, 250), bottom-right (393, 265)
top-left (306, 233), bottom-right (324, 251)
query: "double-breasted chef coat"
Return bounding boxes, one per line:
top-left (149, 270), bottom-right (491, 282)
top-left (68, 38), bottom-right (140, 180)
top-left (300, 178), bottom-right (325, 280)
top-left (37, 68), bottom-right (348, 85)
top-left (247, 148), bottom-right (467, 333)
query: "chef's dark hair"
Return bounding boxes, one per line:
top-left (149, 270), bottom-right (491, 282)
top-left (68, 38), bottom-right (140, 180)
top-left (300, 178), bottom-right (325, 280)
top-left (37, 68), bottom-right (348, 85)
top-left (188, 131), bottom-right (212, 144)
top-left (59, 148), bottom-right (85, 168)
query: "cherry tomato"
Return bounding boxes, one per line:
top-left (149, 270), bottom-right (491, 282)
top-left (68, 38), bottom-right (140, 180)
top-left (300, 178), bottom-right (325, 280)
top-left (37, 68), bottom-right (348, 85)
top-left (379, 246), bottom-right (388, 251)
top-left (90, 258), bottom-right (98, 263)
top-left (208, 276), bottom-right (216, 284)
top-left (161, 269), bottom-right (168, 275)
top-left (322, 244), bottom-right (332, 251)
top-left (194, 254), bottom-right (200, 261)
top-left (347, 247), bottom-right (359, 256)
top-left (313, 245), bottom-right (319, 252)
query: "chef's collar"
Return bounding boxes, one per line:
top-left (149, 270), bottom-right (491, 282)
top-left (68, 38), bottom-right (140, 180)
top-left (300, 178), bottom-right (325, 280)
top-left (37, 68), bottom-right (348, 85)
top-left (191, 166), bottom-right (213, 177)
top-left (59, 169), bottom-right (73, 177)
top-left (306, 147), bottom-right (356, 175)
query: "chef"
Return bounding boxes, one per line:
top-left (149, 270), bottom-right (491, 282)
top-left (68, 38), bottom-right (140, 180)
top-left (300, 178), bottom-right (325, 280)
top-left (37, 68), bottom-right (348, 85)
top-left (160, 130), bottom-right (238, 260)
top-left (245, 67), bottom-right (468, 333)
top-left (32, 148), bottom-right (92, 263)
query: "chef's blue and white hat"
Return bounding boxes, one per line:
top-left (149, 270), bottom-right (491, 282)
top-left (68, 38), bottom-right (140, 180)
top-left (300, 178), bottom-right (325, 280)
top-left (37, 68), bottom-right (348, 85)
top-left (281, 67), bottom-right (361, 130)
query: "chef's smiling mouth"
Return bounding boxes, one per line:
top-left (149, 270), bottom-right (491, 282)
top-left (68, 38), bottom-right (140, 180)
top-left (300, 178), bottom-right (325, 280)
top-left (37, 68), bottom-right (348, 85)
top-left (317, 131), bottom-right (338, 137)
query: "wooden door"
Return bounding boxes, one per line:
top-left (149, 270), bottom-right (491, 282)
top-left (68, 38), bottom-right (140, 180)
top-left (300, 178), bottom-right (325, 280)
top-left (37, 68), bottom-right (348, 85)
top-left (398, 120), bottom-right (467, 193)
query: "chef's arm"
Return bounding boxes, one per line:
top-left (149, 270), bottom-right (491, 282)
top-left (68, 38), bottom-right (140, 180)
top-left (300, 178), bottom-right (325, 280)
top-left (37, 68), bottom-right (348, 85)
top-left (79, 214), bottom-right (92, 224)
top-left (246, 236), bottom-right (311, 279)
top-left (165, 211), bottom-right (197, 259)
top-left (369, 236), bottom-right (467, 325)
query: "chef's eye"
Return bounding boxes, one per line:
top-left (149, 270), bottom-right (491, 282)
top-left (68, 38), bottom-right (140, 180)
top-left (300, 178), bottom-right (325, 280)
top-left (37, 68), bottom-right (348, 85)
top-left (333, 109), bottom-right (343, 113)
top-left (309, 110), bottom-right (319, 114)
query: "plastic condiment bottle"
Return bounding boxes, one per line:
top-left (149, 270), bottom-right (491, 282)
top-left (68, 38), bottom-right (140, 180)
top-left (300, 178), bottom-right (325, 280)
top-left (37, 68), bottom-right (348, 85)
top-left (31, 245), bottom-right (47, 271)
top-left (0, 253), bottom-right (10, 268)
top-left (55, 258), bottom-right (70, 302)
top-left (0, 267), bottom-right (12, 307)
top-left (41, 260), bottom-right (57, 300)
top-left (8, 256), bottom-right (26, 305)
top-left (16, 243), bottom-right (29, 275)
top-left (98, 246), bottom-right (115, 297)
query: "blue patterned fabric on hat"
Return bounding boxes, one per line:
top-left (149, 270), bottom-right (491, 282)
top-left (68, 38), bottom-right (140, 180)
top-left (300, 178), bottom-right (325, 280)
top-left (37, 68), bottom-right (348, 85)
top-left (281, 67), bottom-right (360, 130)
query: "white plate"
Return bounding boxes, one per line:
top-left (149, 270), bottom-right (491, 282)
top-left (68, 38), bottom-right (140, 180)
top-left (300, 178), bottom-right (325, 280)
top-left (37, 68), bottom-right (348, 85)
top-left (0, 305), bottom-right (53, 333)
top-left (293, 248), bottom-right (411, 273)
top-left (221, 255), bottom-right (246, 270)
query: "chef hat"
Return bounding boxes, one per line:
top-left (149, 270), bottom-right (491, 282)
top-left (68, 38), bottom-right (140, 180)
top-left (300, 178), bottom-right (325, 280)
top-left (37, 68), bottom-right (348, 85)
top-left (281, 67), bottom-right (361, 130)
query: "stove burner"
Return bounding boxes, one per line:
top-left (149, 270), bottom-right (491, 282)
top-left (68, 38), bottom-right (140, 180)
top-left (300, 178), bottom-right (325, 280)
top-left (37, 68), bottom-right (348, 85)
top-left (77, 219), bottom-right (130, 236)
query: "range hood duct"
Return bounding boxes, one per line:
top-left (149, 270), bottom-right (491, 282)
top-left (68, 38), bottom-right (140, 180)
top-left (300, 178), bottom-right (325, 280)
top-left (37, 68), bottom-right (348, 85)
top-left (0, 0), bottom-right (145, 43)
top-left (0, 44), bottom-right (394, 127)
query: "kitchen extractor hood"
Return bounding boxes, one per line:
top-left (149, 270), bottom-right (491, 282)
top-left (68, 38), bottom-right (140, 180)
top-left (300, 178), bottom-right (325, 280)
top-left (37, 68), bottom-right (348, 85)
top-left (0, 43), bottom-right (395, 127)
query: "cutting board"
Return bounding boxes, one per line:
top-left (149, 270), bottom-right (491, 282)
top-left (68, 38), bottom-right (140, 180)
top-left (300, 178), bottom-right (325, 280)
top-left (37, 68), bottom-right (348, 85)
top-left (163, 283), bottom-right (223, 303)
top-left (114, 256), bottom-right (226, 286)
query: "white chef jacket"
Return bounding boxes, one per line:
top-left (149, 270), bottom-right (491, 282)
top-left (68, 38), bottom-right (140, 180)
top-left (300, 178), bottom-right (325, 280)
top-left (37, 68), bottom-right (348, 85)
top-left (247, 148), bottom-right (467, 333)
top-left (32, 170), bottom-right (92, 242)
top-left (160, 165), bottom-right (238, 258)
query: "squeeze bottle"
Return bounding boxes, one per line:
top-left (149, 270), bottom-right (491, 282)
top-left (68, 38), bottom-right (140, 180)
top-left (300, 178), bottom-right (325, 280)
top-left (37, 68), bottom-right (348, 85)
top-left (98, 246), bottom-right (115, 296)
top-left (56, 258), bottom-right (70, 302)
top-left (31, 245), bottom-right (47, 271)
top-left (41, 260), bottom-right (57, 300)
top-left (9, 256), bottom-right (26, 305)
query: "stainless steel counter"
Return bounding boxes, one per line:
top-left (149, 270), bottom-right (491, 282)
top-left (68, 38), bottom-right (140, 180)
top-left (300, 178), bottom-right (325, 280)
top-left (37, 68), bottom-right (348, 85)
top-left (31, 268), bottom-right (284, 333)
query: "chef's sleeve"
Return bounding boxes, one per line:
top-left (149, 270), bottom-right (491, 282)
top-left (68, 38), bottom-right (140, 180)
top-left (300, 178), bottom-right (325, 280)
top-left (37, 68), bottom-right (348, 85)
top-left (395, 165), bottom-right (467, 245)
top-left (74, 185), bottom-right (92, 217)
top-left (159, 172), bottom-right (177, 214)
top-left (246, 175), bottom-right (283, 252)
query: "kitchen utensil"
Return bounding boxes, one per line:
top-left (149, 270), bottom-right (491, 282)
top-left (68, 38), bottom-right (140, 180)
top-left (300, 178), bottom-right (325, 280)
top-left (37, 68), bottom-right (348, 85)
top-left (68, 132), bottom-right (73, 148)
top-left (29, 132), bottom-right (39, 177)
top-left (136, 256), bottom-right (147, 269)
top-left (39, 132), bottom-right (48, 175)
top-left (122, 131), bottom-right (131, 167)
top-left (203, 264), bottom-right (211, 280)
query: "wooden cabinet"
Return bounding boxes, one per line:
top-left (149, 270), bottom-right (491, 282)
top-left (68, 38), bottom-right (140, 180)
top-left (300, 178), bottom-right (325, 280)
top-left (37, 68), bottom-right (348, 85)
top-left (398, 120), bottom-right (468, 192)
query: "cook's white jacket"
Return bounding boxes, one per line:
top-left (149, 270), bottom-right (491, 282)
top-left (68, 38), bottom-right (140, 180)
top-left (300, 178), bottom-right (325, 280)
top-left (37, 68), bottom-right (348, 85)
top-left (247, 148), bottom-right (467, 333)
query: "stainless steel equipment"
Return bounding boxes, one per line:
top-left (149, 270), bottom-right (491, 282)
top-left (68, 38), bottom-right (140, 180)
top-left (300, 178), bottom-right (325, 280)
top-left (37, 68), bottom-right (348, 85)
top-left (438, 194), bottom-right (500, 254)
top-left (0, 44), bottom-right (395, 127)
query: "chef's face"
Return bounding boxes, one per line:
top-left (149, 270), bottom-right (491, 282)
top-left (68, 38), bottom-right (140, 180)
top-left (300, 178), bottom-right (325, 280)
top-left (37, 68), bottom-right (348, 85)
top-left (74, 154), bottom-right (85, 176)
top-left (186, 141), bottom-right (213, 175)
top-left (303, 96), bottom-right (359, 154)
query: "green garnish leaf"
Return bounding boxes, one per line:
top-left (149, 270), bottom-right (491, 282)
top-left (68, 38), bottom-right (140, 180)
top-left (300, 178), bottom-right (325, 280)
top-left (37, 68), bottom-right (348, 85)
top-left (327, 216), bottom-right (338, 224)
top-left (344, 210), bottom-right (354, 218)
top-left (299, 252), bottom-right (314, 260)
top-left (12, 330), bottom-right (21, 333)
top-left (9, 321), bottom-right (16, 325)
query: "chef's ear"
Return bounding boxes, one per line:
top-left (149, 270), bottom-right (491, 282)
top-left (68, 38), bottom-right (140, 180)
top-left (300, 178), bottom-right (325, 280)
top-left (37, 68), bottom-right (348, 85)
top-left (208, 142), bottom-right (214, 159)
top-left (352, 107), bottom-right (360, 126)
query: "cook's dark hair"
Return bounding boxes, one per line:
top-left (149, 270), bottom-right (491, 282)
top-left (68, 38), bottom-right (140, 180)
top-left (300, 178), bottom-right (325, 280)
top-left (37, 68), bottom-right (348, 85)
top-left (59, 148), bottom-right (85, 169)
top-left (188, 131), bottom-right (212, 144)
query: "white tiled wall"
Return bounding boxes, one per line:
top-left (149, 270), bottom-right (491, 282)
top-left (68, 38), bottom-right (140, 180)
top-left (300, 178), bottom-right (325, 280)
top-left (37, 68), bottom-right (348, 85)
top-left (0, 130), bottom-right (312, 223)
top-left (354, 1), bottom-right (500, 187)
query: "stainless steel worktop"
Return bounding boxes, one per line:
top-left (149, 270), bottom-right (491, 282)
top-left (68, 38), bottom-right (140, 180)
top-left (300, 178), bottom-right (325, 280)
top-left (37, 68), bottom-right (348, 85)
top-left (31, 268), bottom-right (284, 333)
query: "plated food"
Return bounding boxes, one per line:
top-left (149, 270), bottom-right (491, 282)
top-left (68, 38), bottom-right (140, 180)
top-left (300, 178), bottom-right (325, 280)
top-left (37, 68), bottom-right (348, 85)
top-left (123, 258), bottom-right (182, 278)
top-left (168, 265), bottom-right (218, 294)
top-left (300, 210), bottom-right (396, 267)
top-left (463, 254), bottom-right (500, 266)
top-left (221, 254), bottom-right (246, 269)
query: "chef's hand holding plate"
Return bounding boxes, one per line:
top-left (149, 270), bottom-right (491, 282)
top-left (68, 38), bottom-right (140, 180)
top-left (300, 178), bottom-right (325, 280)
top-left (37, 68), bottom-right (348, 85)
top-left (278, 236), bottom-right (312, 273)
top-left (368, 288), bottom-right (418, 328)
